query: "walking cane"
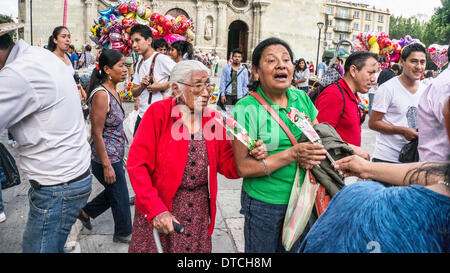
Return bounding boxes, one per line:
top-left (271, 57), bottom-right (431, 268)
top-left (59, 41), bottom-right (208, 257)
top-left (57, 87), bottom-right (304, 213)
top-left (153, 221), bottom-right (185, 253)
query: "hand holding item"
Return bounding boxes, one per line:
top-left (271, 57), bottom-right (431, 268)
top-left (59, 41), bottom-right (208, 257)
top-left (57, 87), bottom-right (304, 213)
top-left (141, 75), bottom-right (150, 87)
top-left (249, 140), bottom-right (268, 161)
top-left (153, 211), bottom-right (180, 234)
top-left (290, 143), bottom-right (327, 170)
top-left (402, 127), bottom-right (418, 141)
top-left (334, 155), bottom-right (371, 179)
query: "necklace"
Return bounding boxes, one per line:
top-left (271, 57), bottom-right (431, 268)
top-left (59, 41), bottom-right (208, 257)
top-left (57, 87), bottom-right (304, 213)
top-left (438, 181), bottom-right (450, 187)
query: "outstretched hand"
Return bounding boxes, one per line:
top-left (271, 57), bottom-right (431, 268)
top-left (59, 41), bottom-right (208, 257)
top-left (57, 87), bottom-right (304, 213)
top-left (334, 155), bottom-right (371, 179)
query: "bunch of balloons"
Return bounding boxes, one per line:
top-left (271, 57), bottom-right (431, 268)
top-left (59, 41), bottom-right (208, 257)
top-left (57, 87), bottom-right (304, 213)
top-left (89, 0), bottom-right (195, 56)
top-left (353, 32), bottom-right (422, 69)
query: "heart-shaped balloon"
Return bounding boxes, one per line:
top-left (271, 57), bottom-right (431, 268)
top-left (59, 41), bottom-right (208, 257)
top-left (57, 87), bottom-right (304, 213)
top-left (428, 44), bottom-right (449, 68)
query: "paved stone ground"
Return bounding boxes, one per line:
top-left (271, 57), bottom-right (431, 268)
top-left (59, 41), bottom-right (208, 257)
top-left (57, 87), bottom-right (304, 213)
top-left (0, 74), bottom-right (377, 253)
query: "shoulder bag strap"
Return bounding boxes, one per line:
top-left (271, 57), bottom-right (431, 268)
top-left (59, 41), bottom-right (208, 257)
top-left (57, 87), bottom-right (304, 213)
top-left (249, 92), bottom-right (298, 146)
top-left (147, 53), bottom-right (160, 104)
top-left (335, 82), bottom-right (345, 117)
top-left (224, 66), bottom-right (245, 92)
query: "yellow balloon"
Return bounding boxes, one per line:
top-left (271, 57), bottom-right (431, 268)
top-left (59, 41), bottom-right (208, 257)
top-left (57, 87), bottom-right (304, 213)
top-left (125, 12), bottom-right (136, 19)
top-left (368, 36), bottom-right (377, 46)
top-left (144, 8), bottom-right (152, 20)
top-left (370, 43), bottom-right (380, 54)
top-left (91, 24), bottom-right (100, 36)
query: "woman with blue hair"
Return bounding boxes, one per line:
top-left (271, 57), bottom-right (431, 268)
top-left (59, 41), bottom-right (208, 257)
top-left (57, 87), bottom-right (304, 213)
top-left (299, 97), bottom-right (450, 253)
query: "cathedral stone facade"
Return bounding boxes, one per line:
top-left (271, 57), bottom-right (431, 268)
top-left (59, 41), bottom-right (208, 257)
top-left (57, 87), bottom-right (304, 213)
top-left (18, 0), bottom-right (326, 63)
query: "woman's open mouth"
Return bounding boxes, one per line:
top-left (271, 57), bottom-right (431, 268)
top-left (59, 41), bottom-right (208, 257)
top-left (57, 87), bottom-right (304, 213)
top-left (274, 72), bottom-right (288, 81)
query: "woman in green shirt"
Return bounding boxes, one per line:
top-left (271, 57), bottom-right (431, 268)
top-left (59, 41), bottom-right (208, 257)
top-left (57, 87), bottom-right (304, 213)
top-left (232, 38), bottom-right (327, 253)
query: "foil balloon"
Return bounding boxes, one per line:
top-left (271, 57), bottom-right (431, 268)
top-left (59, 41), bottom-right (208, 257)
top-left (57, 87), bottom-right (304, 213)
top-left (137, 5), bottom-right (151, 19)
top-left (391, 53), bottom-right (400, 63)
top-left (428, 44), bottom-right (449, 68)
top-left (118, 3), bottom-right (129, 15)
top-left (122, 17), bottom-right (136, 31)
top-left (90, 24), bottom-right (101, 36)
top-left (185, 29), bottom-right (195, 42)
top-left (89, 33), bottom-right (99, 44)
top-left (99, 16), bottom-right (110, 25)
top-left (128, 1), bottom-right (138, 12)
top-left (99, 8), bottom-right (115, 17)
top-left (135, 16), bottom-right (149, 26)
top-left (125, 12), bottom-right (136, 19)
top-left (111, 41), bottom-right (125, 50)
top-left (163, 34), bottom-right (186, 44)
top-left (109, 32), bottom-right (122, 42)
top-left (99, 34), bottom-right (109, 45)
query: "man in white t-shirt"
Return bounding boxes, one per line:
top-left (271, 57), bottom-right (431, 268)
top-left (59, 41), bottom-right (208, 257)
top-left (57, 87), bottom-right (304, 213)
top-left (130, 24), bottom-right (175, 134)
top-left (417, 48), bottom-right (450, 162)
top-left (0, 33), bottom-right (92, 252)
top-left (367, 60), bottom-right (381, 115)
top-left (369, 43), bottom-right (427, 163)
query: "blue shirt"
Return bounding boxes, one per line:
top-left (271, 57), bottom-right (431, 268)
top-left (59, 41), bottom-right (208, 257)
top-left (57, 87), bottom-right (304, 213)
top-left (300, 181), bottom-right (450, 253)
top-left (70, 53), bottom-right (79, 70)
top-left (317, 62), bottom-right (326, 72)
top-left (219, 64), bottom-right (249, 99)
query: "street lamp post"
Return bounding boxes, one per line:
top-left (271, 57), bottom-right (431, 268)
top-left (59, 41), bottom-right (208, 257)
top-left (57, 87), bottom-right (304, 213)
top-left (315, 22), bottom-right (324, 76)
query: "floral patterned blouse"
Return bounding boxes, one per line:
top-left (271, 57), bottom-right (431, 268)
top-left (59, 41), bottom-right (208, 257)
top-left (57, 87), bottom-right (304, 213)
top-left (89, 85), bottom-right (126, 164)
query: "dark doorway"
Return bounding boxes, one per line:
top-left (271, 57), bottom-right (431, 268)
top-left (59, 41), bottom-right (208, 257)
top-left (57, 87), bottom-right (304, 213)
top-left (227, 20), bottom-right (248, 62)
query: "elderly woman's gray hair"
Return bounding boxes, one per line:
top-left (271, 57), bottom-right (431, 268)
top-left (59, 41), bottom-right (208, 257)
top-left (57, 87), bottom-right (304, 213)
top-left (168, 60), bottom-right (209, 98)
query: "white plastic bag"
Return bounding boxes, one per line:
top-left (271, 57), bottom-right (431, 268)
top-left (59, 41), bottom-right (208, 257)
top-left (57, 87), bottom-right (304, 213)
top-left (124, 110), bottom-right (138, 146)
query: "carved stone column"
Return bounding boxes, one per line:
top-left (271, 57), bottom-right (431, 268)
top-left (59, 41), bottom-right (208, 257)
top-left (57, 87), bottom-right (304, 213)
top-left (252, 5), bottom-right (260, 48)
top-left (215, 1), bottom-right (227, 58)
top-left (258, 1), bottom-right (270, 44)
top-left (195, 3), bottom-right (205, 46)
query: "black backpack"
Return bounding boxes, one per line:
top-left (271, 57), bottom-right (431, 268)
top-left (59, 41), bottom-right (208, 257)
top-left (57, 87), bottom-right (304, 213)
top-left (308, 82), bottom-right (346, 117)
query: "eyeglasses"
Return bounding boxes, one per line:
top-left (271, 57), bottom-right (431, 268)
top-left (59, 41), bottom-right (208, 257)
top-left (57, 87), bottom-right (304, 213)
top-left (177, 81), bottom-right (214, 94)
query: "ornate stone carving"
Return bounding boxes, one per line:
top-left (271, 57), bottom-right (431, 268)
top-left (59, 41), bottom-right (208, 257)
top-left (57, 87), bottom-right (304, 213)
top-left (204, 16), bottom-right (214, 40)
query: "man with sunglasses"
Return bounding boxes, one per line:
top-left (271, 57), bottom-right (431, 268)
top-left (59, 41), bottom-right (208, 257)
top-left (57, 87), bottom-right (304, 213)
top-left (315, 51), bottom-right (377, 160)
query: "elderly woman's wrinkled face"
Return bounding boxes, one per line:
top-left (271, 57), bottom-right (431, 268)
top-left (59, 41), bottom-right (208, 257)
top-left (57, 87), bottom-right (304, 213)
top-left (253, 44), bottom-right (294, 92)
top-left (173, 70), bottom-right (211, 111)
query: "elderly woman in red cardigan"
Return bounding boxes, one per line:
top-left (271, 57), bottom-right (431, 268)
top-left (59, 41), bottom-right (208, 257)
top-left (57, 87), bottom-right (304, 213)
top-left (126, 60), bottom-right (267, 253)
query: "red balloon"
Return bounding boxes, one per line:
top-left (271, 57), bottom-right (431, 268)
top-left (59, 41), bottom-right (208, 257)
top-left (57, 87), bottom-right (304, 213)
top-left (122, 18), bottom-right (136, 30)
top-left (118, 3), bottom-right (129, 15)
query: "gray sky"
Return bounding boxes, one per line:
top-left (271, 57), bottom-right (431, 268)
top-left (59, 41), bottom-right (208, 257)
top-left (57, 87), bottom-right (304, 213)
top-left (0, 0), bottom-right (444, 21)
top-left (346, 0), bottom-right (442, 18)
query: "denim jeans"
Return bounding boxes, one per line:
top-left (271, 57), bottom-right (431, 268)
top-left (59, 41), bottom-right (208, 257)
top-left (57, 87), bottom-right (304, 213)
top-left (22, 173), bottom-right (92, 253)
top-left (240, 189), bottom-right (317, 253)
top-left (83, 160), bottom-right (132, 237)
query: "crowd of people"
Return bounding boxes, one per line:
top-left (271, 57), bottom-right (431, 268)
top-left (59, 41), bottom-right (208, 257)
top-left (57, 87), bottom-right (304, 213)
top-left (0, 20), bottom-right (448, 254)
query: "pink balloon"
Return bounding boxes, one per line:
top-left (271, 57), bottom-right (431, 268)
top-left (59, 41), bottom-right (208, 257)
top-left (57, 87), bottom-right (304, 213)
top-left (428, 44), bottom-right (449, 68)
top-left (163, 34), bottom-right (186, 44)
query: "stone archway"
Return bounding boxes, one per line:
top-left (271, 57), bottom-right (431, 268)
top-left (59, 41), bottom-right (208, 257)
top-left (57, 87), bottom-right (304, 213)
top-left (227, 20), bottom-right (249, 62)
top-left (165, 8), bottom-right (190, 19)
